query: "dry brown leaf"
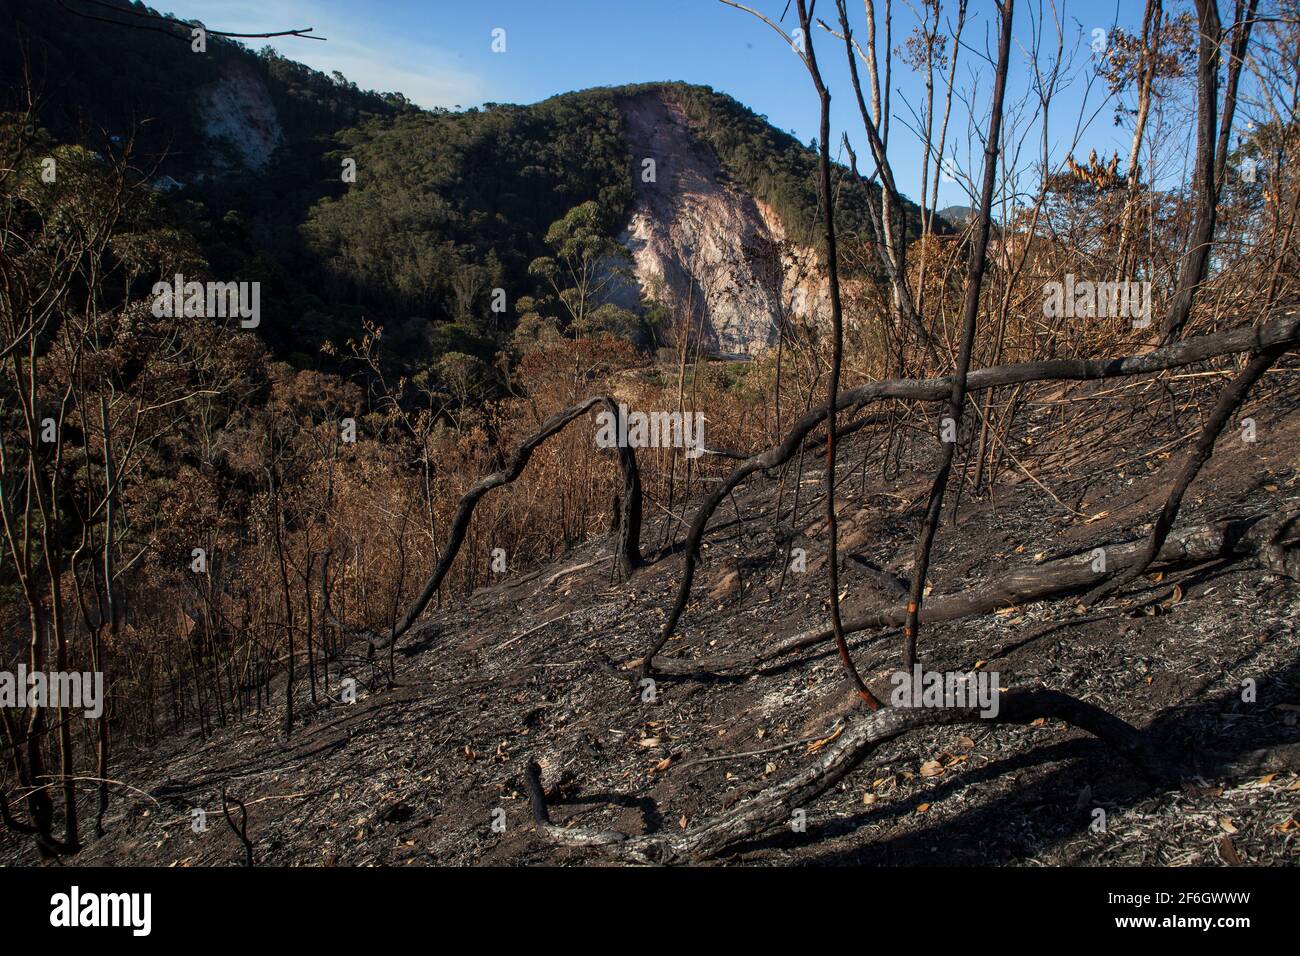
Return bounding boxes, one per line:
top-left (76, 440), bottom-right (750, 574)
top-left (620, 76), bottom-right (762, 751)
top-left (1218, 836), bottom-right (1243, 865)
top-left (916, 803), bottom-right (931, 814)
top-left (805, 723), bottom-right (845, 755)
top-left (920, 760), bottom-right (944, 778)
top-left (1218, 816), bottom-right (1239, 834)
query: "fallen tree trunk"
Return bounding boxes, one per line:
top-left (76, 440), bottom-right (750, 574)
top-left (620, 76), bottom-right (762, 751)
top-left (637, 315), bottom-right (1300, 675)
top-left (646, 510), bottom-right (1299, 677)
top-left (524, 688), bottom-right (1166, 865)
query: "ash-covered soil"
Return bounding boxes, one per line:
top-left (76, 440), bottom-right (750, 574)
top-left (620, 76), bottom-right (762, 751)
top-left (5, 375), bottom-right (1299, 867)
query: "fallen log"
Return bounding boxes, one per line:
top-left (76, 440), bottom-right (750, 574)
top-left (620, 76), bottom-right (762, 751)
top-left (645, 509), bottom-right (1299, 676)
top-left (524, 688), bottom-right (1167, 865)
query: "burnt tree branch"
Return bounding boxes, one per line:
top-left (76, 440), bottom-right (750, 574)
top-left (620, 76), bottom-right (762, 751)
top-left (336, 396), bottom-right (643, 652)
top-left (1083, 342), bottom-right (1289, 605)
top-left (636, 313), bottom-right (1300, 674)
top-left (902, 0), bottom-right (1015, 673)
top-left (525, 688), bottom-right (1165, 865)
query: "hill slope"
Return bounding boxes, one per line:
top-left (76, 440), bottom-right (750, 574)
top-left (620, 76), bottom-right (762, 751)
top-left (6, 372), bottom-right (1297, 867)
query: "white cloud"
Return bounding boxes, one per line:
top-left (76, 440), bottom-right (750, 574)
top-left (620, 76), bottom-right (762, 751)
top-left (162, 0), bottom-right (486, 108)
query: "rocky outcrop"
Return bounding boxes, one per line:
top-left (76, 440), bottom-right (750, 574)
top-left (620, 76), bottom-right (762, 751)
top-left (616, 91), bottom-right (827, 356)
top-left (197, 61), bottom-right (283, 173)
top-left (753, 197), bottom-right (833, 336)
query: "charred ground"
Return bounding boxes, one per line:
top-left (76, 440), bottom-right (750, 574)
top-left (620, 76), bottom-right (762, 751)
top-left (5, 367), bottom-right (1297, 868)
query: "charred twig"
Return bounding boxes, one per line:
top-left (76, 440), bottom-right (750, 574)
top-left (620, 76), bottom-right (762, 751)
top-left (221, 787), bottom-right (255, 867)
top-left (1161, 0), bottom-right (1259, 342)
top-left (54, 0), bottom-right (324, 41)
top-left (834, 0), bottom-right (937, 358)
top-left (796, 0), bottom-right (881, 710)
top-left (902, 0), bottom-right (1016, 673)
top-left (674, 724), bottom-right (845, 772)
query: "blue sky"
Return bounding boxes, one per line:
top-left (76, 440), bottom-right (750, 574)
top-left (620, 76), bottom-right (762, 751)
top-left (161, 1), bottom-right (1197, 207)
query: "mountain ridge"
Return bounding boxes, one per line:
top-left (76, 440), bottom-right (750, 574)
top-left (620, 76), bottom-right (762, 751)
top-left (3, 0), bottom-right (936, 363)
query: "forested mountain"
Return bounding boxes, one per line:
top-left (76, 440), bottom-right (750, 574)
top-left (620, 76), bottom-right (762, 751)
top-left (2, 0), bottom-right (932, 369)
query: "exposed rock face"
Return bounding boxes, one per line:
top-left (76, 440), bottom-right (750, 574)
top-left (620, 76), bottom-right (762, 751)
top-left (197, 61), bottom-right (284, 172)
top-left (616, 91), bottom-right (827, 356)
top-left (752, 197), bottom-right (833, 336)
